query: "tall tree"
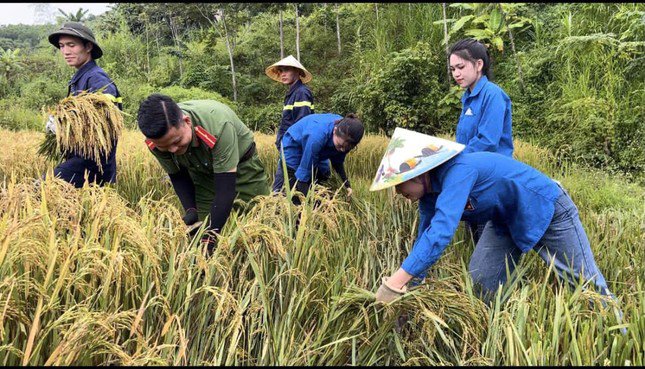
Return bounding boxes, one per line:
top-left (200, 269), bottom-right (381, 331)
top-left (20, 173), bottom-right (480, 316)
top-left (295, 3), bottom-right (301, 61)
top-left (335, 3), bottom-right (341, 55)
top-left (167, 11), bottom-right (184, 81)
top-left (218, 9), bottom-right (237, 101)
top-left (197, 4), bottom-right (251, 102)
top-left (499, 3), bottom-right (527, 91)
top-left (280, 9), bottom-right (285, 58)
top-left (442, 3), bottom-right (450, 81)
top-left (263, 3), bottom-right (288, 59)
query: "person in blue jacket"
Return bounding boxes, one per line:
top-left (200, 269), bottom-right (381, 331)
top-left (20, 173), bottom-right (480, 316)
top-left (371, 131), bottom-right (617, 312)
top-left (46, 22), bottom-right (123, 188)
top-left (281, 113), bottom-right (364, 202)
top-left (265, 55), bottom-right (316, 193)
top-left (449, 38), bottom-right (514, 243)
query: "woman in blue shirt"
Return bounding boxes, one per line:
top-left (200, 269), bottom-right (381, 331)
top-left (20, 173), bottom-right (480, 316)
top-left (280, 113), bottom-right (364, 203)
top-left (450, 38), bottom-right (513, 156)
top-left (449, 38), bottom-right (514, 243)
top-left (371, 131), bottom-right (616, 311)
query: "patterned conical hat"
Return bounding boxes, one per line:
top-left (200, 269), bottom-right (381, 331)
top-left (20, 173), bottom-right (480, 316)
top-left (265, 55), bottom-right (312, 83)
top-left (370, 128), bottom-right (465, 191)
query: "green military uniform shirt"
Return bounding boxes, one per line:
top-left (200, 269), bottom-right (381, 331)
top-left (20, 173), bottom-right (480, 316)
top-left (150, 100), bottom-right (269, 220)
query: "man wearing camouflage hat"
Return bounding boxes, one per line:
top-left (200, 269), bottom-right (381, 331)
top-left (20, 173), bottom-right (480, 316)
top-left (46, 22), bottom-right (123, 188)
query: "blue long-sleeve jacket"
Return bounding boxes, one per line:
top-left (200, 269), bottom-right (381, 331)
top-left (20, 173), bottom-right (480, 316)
top-left (276, 79), bottom-right (314, 147)
top-left (281, 113), bottom-right (350, 185)
top-left (69, 60), bottom-right (122, 109)
top-left (401, 152), bottom-right (563, 277)
top-left (456, 76), bottom-right (513, 157)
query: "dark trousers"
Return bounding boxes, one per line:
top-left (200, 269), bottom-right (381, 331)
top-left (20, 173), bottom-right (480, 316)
top-left (52, 147), bottom-right (117, 188)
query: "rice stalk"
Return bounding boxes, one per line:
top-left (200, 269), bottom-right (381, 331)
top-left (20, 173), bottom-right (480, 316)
top-left (37, 92), bottom-right (124, 172)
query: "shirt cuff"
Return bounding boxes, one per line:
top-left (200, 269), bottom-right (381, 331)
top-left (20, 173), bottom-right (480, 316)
top-left (401, 254), bottom-right (432, 278)
top-left (295, 169), bottom-right (310, 183)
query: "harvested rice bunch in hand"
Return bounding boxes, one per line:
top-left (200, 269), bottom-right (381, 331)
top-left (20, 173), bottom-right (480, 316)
top-left (38, 91), bottom-right (124, 172)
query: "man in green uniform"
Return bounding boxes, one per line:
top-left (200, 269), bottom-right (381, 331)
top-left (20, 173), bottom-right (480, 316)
top-left (137, 94), bottom-right (269, 252)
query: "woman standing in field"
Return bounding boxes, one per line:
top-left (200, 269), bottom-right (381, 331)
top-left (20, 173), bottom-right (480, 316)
top-left (280, 113), bottom-right (364, 203)
top-left (370, 129), bottom-right (621, 319)
top-left (449, 38), bottom-right (514, 243)
top-left (45, 22), bottom-right (123, 188)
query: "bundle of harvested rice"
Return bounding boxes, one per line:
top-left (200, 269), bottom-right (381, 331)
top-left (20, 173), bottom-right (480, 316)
top-left (37, 91), bottom-right (124, 172)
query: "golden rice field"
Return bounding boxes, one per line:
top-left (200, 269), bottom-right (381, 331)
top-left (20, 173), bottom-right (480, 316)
top-left (0, 128), bottom-right (643, 365)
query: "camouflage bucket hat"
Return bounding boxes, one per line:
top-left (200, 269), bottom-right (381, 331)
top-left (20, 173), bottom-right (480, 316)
top-left (48, 22), bottom-right (103, 59)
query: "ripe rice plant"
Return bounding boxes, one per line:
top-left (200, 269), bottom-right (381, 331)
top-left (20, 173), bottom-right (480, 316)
top-left (37, 92), bottom-right (124, 172)
top-left (0, 129), bottom-right (643, 365)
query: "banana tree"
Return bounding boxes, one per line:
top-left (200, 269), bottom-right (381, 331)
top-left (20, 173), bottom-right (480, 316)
top-left (443, 3), bottom-right (532, 90)
top-left (0, 48), bottom-right (24, 81)
top-left (57, 8), bottom-right (90, 22)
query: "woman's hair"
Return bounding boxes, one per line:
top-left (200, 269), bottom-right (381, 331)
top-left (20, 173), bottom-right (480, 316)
top-left (448, 38), bottom-right (493, 80)
top-left (334, 113), bottom-right (364, 145)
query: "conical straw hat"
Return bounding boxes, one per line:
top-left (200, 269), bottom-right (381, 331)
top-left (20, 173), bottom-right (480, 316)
top-left (265, 55), bottom-right (313, 83)
top-left (370, 128), bottom-right (465, 191)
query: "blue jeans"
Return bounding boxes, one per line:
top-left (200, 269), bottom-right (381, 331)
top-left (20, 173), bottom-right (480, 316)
top-left (467, 221), bottom-right (486, 245)
top-left (469, 187), bottom-right (613, 300)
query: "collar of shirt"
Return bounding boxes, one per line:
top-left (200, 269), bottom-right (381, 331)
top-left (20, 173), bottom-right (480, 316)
top-left (427, 157), bottom-right (456, 194)
top-left (176, 109), bottom-right (202, 150)
top-left (461, 75), bottom-right (489, 102)
top-left (325, 125), bottom-right (334, 145)
top-left (287, 79), bottom-right (304, 96)
top-left (68, 60), bottom-right (97, 87)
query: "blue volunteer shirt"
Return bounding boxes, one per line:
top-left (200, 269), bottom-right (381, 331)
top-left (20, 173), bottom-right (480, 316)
top-left (401, 152), bottom-right (563, 277)
top-left (281, 113), bottom-right (347, 183)
top-left (276, 79), bottom-right (314, 147)
top-left (456, 76), bottom-right (513, 157)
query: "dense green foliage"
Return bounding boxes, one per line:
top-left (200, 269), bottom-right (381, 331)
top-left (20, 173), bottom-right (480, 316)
top-left (0, 3), bottom-right (643, 179)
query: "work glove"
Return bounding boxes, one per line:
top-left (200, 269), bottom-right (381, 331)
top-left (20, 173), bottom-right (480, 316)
top-left (375, 276), bottom-right (407, 304)
top-left (291, 181), bottom-right (310, 205)
top-left (346, 187), bottom-right (353, 199)
top-left (182, 207), bottom-right (199, 226)
top-left (295, 180), bottom-right (310, 196)
top-left (317, 171), bottom-right (331, 184)
top-left (183, 208), bottom-right (203, 238)
top-left (45, 115), bottom-right (56, 134)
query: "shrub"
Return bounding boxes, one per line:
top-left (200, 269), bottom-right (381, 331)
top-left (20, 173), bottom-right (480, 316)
top-left (0, 97), bottom-right (41, 131)
top-left (237, 102), bottom-right (283, 133)
top-left (158, 85), bottom-right (236, 108)
top-left (352, 42), bottom-right (447, 135)
top-left (19, 76), bottom-right (66, 111)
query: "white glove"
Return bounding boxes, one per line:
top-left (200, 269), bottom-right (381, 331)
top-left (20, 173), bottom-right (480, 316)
top-left (45, 115), bottom-right (56, 134)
